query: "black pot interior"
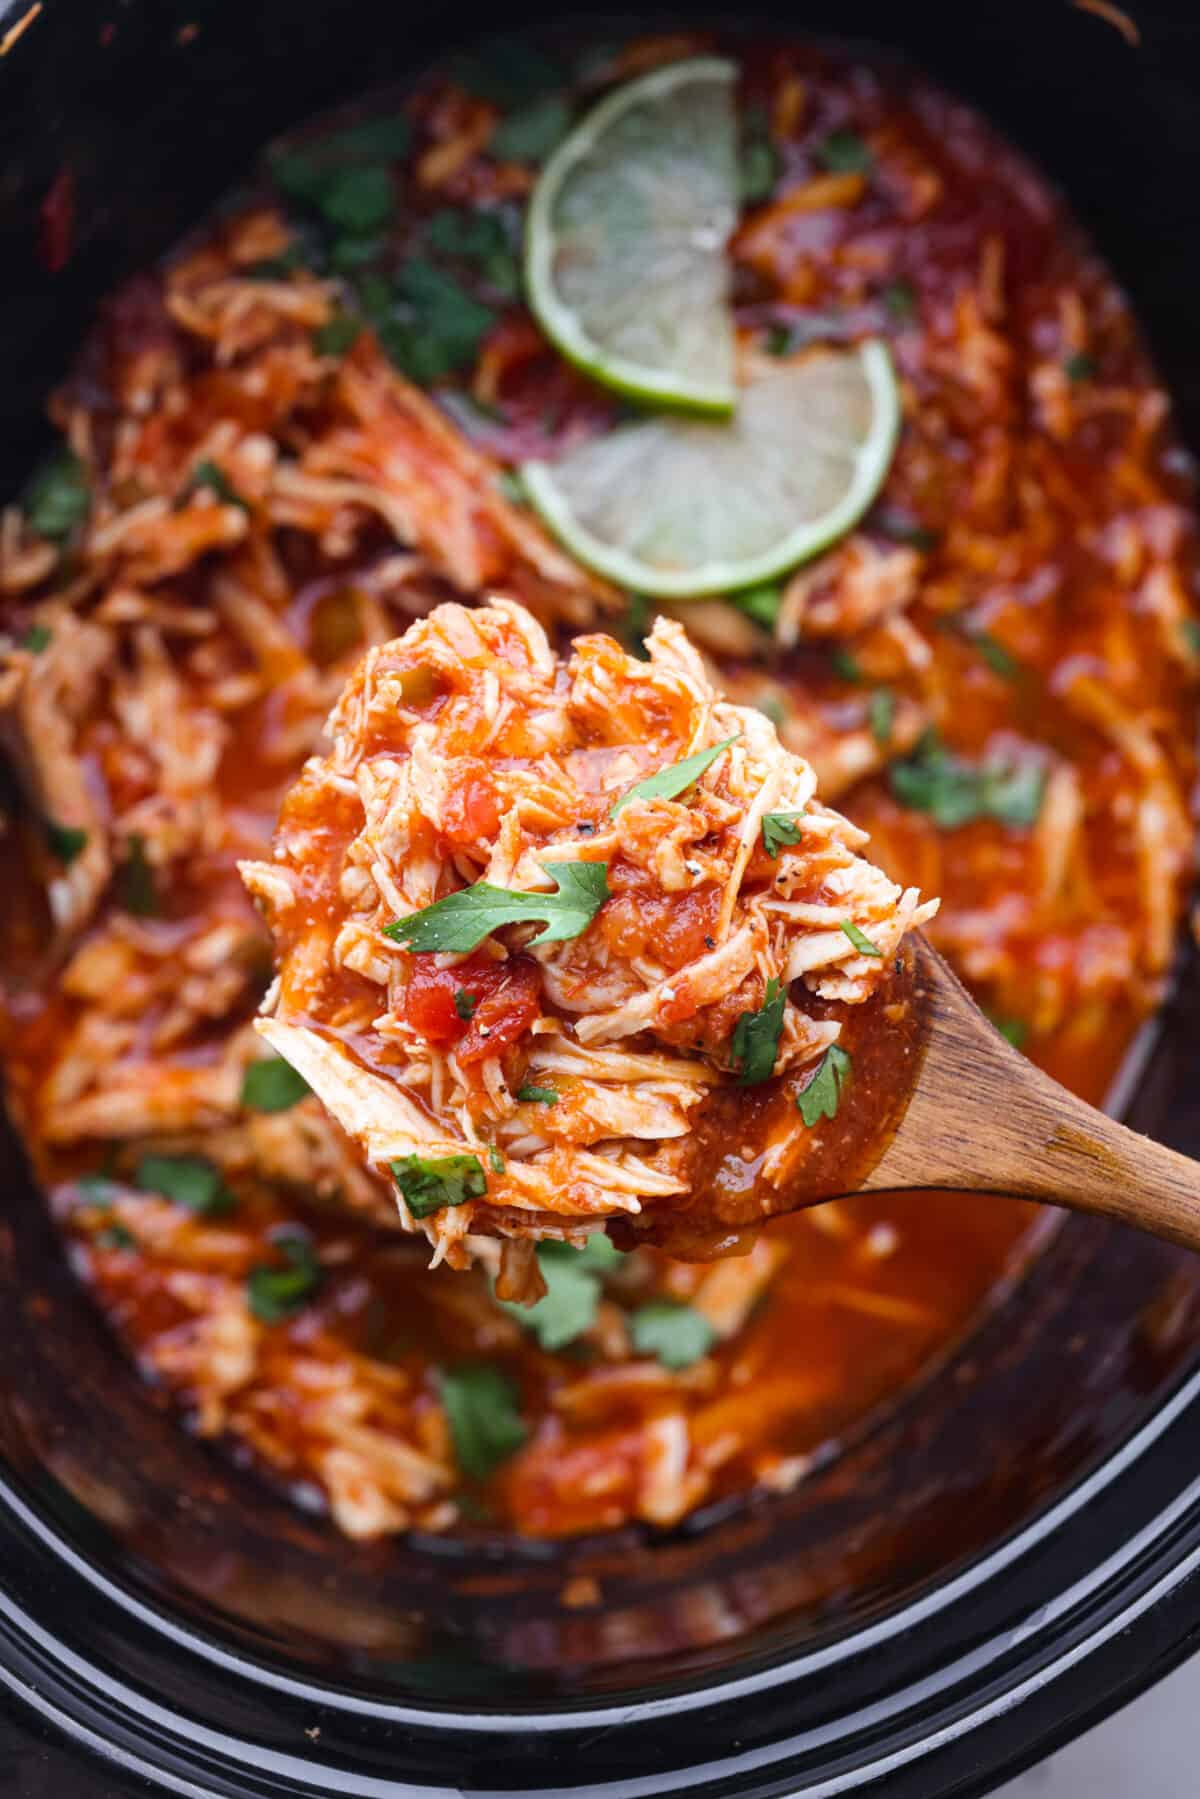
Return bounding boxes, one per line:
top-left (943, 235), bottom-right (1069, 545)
top-left (3, 0), bottom-right (1200, 1730)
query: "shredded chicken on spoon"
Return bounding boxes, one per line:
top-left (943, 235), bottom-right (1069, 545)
top-left (241, 600), bottom-right (937, 1299)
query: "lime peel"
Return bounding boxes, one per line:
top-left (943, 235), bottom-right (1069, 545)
top-left (520, 340), bottom-right (902, 599)
top-left (524, 56), bottom-right (739, 416)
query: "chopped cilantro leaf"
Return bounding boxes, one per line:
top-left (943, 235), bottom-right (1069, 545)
top-left (516, 1084), bottom-right (558, 1106)
top-left (440, 1364), bottom-right (527, 1480)
top-left (986, 1011), bottom-right (1029, 1049)
top-left (830, 646), bottom-right (862, 683)
top-left (762, 812), bottom-right (804, 857)
top-left (96, 1223), bottom-right (135, 1251)
top-left (24, 451), bottom-right (90, 541)
top-left (732, 582), bottom-right (783, 629)
top-left (315, 165), bottom-right (395, 234)
top-left (889, 731), bottom-right (1045, 830)
top-left (618, 591), bottom-right (653, 659)
top-left (739, 105), bottom-right (779, 204)
top-left (766, 322), bottom-right (794, 357)
top-left (488, 1145), bottom-right (506, 1174)
top-left (491, 94), bottom-right (571, 162)
top-left (883, 280), bottom-right (916, 322)
top-left (135, 1153), bottom-right (234, 1216)
top-left (730, 976), bottom-right (786, 1086)
top-left (499, 1238), bottom-right (622, 1351)
top-left (454, 988), bottom-right (478, 1021)
top-left (241, 1056), bottom-right (310, 1113)
top-left (22, 624), bottom-right (51, 652)
top-left (45, 820), bottom-right (87, 864)
top-left (384, 861), bottom-right (610, 952)
top-left (314, 313), bottom-right (362, 356)
top-left (841, 919), bottom-right (882, 957)
top-left (390, 1152), bottom-right (488, 1218)
top-left (247, 1230), bottom-right (322, 1323)
top-left (630, 1301), bottom-right (715, 1371)
top-left (118, 833), bottom-right (158, 917)
top-left (796, 1044), bottom-right (853, 1128)
top-left (817, 128), bottom-right (873, 174)
top-left (378, 259), bottom-right (496, 381)
top-left (972, 631), bottom-right (1021, 679)
top-left (1064, 351), bottom-right (1096, 383)
top-left (868, 687), bottom-right (895, 744)
top-left (190, 459), bottom-right (248, 510)
top-left (611, 735), bottom-right (738, 818)
top-left (1183, 619), bottom-right (1200, 655)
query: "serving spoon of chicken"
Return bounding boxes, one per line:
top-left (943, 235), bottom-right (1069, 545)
top-left (241, 600), bottom-right (1200, 1291)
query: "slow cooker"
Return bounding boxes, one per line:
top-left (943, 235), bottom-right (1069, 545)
top-left (4, 1), bottom-right (1200, 1793)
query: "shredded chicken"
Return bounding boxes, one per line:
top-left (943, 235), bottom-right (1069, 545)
top-left (244, 603), bottom-right (936, 1278)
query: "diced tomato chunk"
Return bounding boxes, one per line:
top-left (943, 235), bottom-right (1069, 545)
top-left (439, 763), bottom-right (501, 847)
top-left (400, 962), bottom-right (467, 1043)
top-left (458, 957), bottom-right (541, 1063)
top-left (398, 952), bottom-right (541, 1060)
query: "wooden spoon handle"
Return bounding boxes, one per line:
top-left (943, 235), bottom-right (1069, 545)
top-left (861, 941), bottom-right (1200, 1252)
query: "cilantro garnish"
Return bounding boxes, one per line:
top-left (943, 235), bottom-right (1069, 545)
top-left (730, 976), bottom-right (787, 1086)
top-left (488, 1145), bottom-right (506, 1174)
top-left (889, 732), bottom-right (1045, 830)
top-left (453, 988), bottom-right (478, 1021)
top-left (96, 1223), bottom-right (135, 1251)
top-left (23, 451), bottom-right (90, 541)
top-left (314, 313), bottom-right (362, 356)
top-left (739, 103), bottom-right (779, 204)
top-left (516, 1084), bottom-right (558, 1106)
top-left (611, 735), bottom-right (738, 818)
top-left (241, 1056), bottom-right (311, 1114)
top-left (190, 459), bottom-right (248, 511)
top-left (796, 1044), bottom-right (853, 1127)
top-left (384, 862), bottom-right (610, 953)
top-left (882, 280), bottom-right (916, 322)
top-left (22, 624), bottom-right (51, 653)
top-left (618, 591), bottom-right (653, 659)
top-left (817, 128), bottom-right (873, 174)
top-left (499, 1237), bottom-right (622, 1352)
top-left (731, 582), bottom-right (783, 629)
top-left (118, 833), bottom-right (158, 917)
top-left (840, 919), bottom-right (882, 957)
top-left (987, 1012), bottom-right (1029, 1050)
top-left (491, 94), bottom-right (571, 163)
top-left (867, 688), bottom-right (895, 744)
top-left (762, 812), bottom-right (804, 857)
top-left (439, 1364), bottom-right (527, 1480)
top-left (246, 1230), bottom-right (322, 1323)
top-left (830, 646), bottom-right (862, 683)
top-left (390, 1152), bottom-right (488, 1219)
top-left (45, 820), bottom-right (87, 864)
top-left (630, 1301), bottom-right (715, 1370)
top-left (134, 1153), bottom-right (234, 1216)
top-left (378, 259), bottom-right (496, 382)
top-left (1065, 351), bottom-right (1096, 383)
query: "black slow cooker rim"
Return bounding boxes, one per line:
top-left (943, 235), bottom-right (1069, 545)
top-left (3, 1354), bottom-right (1200, 1796)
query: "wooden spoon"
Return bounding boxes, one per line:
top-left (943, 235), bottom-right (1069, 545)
top-left (851, 935), bottom-right (1200, 1249)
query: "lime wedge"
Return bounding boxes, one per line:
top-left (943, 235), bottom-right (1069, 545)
top-left (525, 56), bottom-right (738, 415)
top-left (519, 341), bottom-right (901, 598)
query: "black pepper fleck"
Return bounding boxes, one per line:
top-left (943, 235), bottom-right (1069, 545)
top-left (704, 935), bottom-right (716, 949)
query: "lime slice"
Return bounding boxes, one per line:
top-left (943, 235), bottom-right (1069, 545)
top-left (525, 56), bottom-right (738, 415)
top-left (519, 341), bottom-right (901, 599)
